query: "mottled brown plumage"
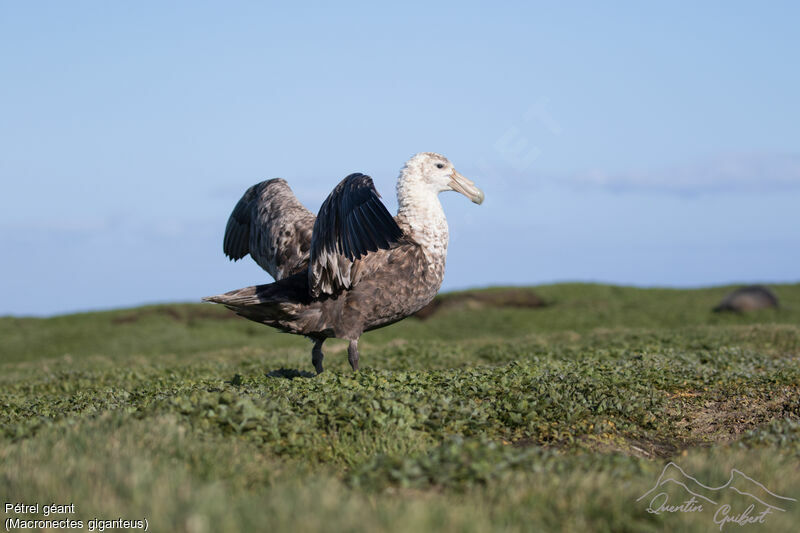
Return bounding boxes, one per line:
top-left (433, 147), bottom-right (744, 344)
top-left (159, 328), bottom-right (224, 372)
top-left (206, 153), bottom-right (484, 373)
top-left (223, 179), bottom-right (315, 280)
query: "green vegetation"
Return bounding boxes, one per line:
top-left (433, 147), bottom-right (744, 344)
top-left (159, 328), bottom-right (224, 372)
top-left (1, 283), bottom-right (799, 532)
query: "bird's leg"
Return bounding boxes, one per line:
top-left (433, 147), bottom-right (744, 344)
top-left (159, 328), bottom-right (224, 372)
top-left (312, 339), bottom-right (325, 375)
top-left (347, 339), bottom-right (360, 371)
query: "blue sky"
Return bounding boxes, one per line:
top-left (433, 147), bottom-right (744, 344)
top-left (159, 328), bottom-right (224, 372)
top-left (1, 1), bottom-right (798, 316)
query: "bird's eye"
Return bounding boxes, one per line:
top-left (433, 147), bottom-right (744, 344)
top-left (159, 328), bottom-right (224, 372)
top-left (436, 163), bottom-right (444, 169)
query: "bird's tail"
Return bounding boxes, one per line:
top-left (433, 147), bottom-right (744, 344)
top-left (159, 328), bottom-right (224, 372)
top-left (203, 285), bottom-right (267, 306)
top-left (203, 283), bottom-right (290, 321)
top-left (203, 274), bottom-right (313, 332)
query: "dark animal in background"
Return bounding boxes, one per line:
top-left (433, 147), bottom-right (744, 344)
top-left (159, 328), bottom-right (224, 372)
top-left (712, 285), bottom-right (780, 313)
top-left (205, 153), bottom-right (484, 373)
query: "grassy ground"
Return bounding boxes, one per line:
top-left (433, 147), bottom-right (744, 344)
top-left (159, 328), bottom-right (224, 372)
top-left (1, 283), bottom-right (799, 532)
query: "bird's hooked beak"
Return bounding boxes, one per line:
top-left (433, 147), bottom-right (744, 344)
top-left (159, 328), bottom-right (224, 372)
top-left (449, 169), bottom-right (485, 205)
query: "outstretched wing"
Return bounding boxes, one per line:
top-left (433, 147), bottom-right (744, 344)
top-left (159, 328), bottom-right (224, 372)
top-left (308, 173), bottom-right (403, 297)
top-left (224, 178), bottom-right (316, 280)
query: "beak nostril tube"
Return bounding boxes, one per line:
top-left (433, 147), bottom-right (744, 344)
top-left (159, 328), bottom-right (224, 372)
top-left (449, 170), bottom-right (485, 205)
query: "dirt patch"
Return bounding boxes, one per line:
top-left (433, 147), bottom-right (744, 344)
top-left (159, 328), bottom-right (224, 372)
top-left (414, 289), bottom-right (546, 319)
top-left (112, 305), bottom-right (237, 325)
top-left (671, 387), bottom-right (799, 445)
top-left (514, 431), bottom-right (683, 459)
top-left (577, 435), bottom-right (682, 459)
top-left (513, 386), bottom-right (800, 458)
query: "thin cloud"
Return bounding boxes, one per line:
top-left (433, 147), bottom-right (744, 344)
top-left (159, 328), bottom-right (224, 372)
top-left (571, 153), bottom-right (800, 194)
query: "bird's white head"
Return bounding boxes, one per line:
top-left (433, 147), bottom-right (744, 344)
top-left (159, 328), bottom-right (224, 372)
top-left (400, 152), bottom-right (484, 205)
